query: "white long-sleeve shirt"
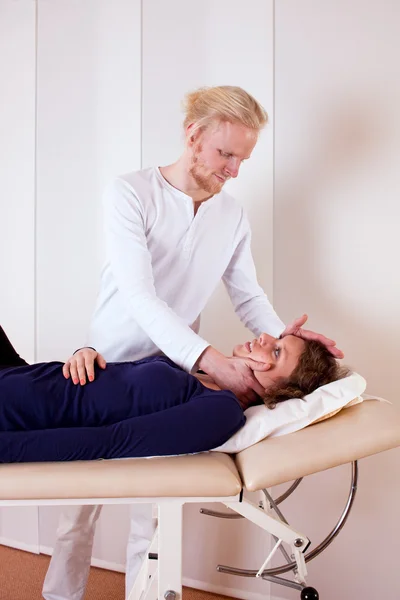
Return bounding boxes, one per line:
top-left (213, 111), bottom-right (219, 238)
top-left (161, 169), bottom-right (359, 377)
top-left (88, 166), bottom-right (285, 371)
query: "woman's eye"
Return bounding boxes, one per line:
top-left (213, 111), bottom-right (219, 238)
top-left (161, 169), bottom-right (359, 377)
top-left (218, 150), bottom-right (230, 158)
top-left (274, 347), bottom-right (281, 358)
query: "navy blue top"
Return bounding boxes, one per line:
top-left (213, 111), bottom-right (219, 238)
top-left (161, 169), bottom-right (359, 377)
top-left (0, 356), bottom-right (245, 463)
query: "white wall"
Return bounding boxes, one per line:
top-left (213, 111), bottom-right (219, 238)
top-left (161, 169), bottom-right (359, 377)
top-left (273, 2), bottom-right (400, 599)
top-left (0, 0), bottom-right (36, 360)
top-left (0, 0), bottom-right (39, 554)
top-left (35, 0), bottom-right (142, 360)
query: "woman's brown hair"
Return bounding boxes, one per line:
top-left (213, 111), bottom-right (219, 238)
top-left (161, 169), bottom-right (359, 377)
top-left (263, 340), bottom-right (349, 409)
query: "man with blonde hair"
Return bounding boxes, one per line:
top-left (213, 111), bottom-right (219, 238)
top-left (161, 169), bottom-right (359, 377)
top-left (43, 86), bottom-right (342, 600)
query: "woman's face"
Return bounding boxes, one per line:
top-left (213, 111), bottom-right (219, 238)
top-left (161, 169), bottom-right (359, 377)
top-left (233, 333), bottom-right (306, 390)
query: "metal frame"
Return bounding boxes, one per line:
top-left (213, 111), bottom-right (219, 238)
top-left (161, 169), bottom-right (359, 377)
top-left (0, 461), bottom-right (358, 599)
top-left (211, 461), bottom-right (359, 593)
top-left (0, 494), bottom-right (236, 600)
top-left (126, 493), bottom-right (311, 600)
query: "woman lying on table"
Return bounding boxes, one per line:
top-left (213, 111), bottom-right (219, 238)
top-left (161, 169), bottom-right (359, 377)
top-left (0, 326), bottom-right (345, 463)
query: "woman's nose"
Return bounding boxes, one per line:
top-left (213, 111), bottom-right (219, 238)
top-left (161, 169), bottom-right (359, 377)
top-left (258, 333), bottom-right (274, 346)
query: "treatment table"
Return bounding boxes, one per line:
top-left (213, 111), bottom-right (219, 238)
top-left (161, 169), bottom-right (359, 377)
top-left (1, 399), bottom-right (400, 599)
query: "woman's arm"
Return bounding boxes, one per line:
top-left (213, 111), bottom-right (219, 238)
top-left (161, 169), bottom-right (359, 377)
top-left (0, 326), bottom-right (29, 367)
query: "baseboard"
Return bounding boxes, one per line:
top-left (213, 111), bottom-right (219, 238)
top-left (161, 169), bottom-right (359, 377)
top-left (182, 577), bottom-right (270, 600)
top-left (89, 555), bottom-right (126, 573)
top-left (39, 546), bottom-right (270, 599)
top-left (38, 544), bottom-right (126, 573)
top-left (1, 540), bottom-right (273, 600)
top-left (0, 536), bottom-right (39, 555)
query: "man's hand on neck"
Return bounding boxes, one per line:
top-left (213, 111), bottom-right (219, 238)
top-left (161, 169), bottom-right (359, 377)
top-left (197, 346), bottom-right (268, 407)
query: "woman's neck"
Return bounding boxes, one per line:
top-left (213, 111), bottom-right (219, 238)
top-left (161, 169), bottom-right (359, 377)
top-left (194, 373), bottom-right (221, 391)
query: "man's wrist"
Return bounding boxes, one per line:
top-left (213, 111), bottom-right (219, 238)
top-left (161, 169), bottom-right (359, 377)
top-left (197, 346), bottom-right (225, 375)
top-left (73, 346), bottom-right (96, 355)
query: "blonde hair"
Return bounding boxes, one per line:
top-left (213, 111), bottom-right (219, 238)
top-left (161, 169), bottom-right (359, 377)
top-left (183, 86), bottom-right (268, 137)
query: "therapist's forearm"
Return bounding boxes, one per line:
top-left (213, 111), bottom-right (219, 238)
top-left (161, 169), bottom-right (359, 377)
top-left (197, 347), bottom-right (244, 390)
top-left (197, 346), bottom-right (226, 375)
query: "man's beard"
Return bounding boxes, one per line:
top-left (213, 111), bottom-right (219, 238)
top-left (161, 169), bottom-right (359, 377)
top-left (189, 145), bottom-right (225, 195)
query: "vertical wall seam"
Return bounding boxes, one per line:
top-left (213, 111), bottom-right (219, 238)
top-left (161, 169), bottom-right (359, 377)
top-left (34, 0), bottom-right (40, 544)
top-left (140, 0), bottom-right (143, 169)
top-left (33, 0), bottom-right (38, 363)
top-left (272, 0), bottom-right (276, 303)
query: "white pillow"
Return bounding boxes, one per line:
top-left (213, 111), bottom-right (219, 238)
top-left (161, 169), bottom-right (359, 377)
top-left (212, 371), bottom-right (366, 454)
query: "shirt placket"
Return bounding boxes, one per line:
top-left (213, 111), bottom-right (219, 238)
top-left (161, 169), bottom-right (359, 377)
top-left (182, 201), bottom-right (207, 259)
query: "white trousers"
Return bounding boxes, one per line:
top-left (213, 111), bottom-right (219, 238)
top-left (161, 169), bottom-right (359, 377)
top-left (42, 503), bottom-right (156, 600)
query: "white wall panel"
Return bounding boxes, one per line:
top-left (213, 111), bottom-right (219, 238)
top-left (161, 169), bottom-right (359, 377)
top-left (143, 1), bottom-right (274, 596)
top-left (0, 0), bottom-right (39, 552)
top-left (0, 0), bottom-right (36, 361)
top-left (35, 0), bottom-right (142, 361)
top-left (274, 2), bottom-right (400, 598)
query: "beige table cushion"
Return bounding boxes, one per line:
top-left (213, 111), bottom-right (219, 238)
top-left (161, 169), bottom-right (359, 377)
top-left (235, 399), bottom-right (400, 491)
top-left (0, 452), bottom-right (241, 501)
top-left (2, 400), bottom-right (399, 502)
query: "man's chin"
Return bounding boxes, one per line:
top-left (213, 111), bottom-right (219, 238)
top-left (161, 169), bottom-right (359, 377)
top-left (203, 179), bottom-right (223, 195)
top-left (212, 176), bottom-right (225, 191)
top-left (200, 174), bottom-right (224, 195)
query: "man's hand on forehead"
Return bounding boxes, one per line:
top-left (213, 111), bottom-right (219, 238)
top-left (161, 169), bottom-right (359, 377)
top-left (281, 314), bottom-right (344, 359)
